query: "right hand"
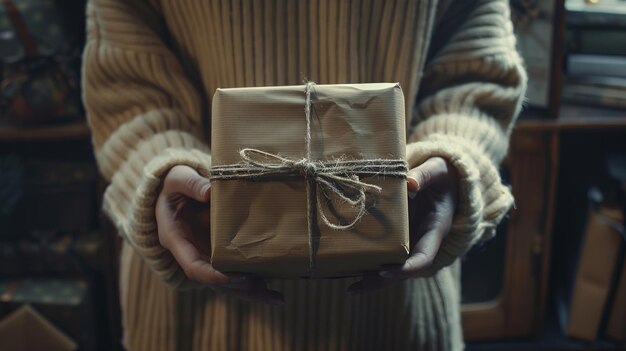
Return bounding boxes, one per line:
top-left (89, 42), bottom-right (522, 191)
top-left (156, 165), bottom-right (283, 304)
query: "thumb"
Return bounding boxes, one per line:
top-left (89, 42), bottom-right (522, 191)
top-left (407, 157), bottom-right (449, 193)
top-left (164, 165), bottom-right (211, 202)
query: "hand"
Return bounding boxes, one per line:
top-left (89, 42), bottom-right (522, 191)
top-left (347, 157), bottom-right (458, 294)
top-left (156, 165), bottom-right (283, 304)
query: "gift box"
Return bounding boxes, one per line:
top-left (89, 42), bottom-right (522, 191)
top-left (210, 83), bottom-right (409, 278)
top-left (0, 305), bottom-right (77, 351)
top-left (0, 278), bottom-right (96, 351)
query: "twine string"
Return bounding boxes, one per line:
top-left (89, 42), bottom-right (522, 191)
top-left (211, 147), bottom-right (408, 230)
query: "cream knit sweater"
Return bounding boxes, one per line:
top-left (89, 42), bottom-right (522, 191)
top-left (83, 0), bottom-right (526, 350)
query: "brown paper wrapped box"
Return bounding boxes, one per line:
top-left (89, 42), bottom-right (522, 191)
top-left (210, 83), bottom-right (409, 278)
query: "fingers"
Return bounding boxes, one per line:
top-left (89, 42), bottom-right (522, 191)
top-left (347, 216), bottom-right (448, 295)
top-left (407, 157), bottom-right (449, 193)
top-left (155, 194), bottom-right (282, 303)
top-left (379, 224), bottom-right (444, 279)
top-left (170, 237), bottom-right (283, 304)
top-left (164, 165), bottom-right (211, 202)
top-left (381, 195), bottom-right (454, 279)
top-left (157, 167), bottom-right (282, 302)
top-left (156, 194), bottom-right (228, 286)
top-left (169, 234), bottom-right (231, 285)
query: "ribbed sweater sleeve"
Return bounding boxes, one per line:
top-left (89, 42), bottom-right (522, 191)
top-left (407, 0), bottom-right (527, 270)
top-left (83, 0), bottom-right (210, 288)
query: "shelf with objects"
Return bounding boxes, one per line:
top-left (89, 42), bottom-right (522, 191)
top-left (0, 0), bottom-right (121, 350)
top-left (0, 119), bottom-right (90, 141)
top-left (0, 125), bottom-right (122, 351)
top-left (462, 0), bottom-right (626, 348)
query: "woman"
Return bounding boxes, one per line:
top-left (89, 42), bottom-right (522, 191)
top-left (83, 0), bottom-right (526, 350)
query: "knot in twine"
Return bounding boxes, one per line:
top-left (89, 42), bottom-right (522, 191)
top-left (295, 158), bottom-right (318, 178)
top-left (210, 82), bottom-right (407, 274)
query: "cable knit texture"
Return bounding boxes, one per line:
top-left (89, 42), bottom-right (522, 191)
top-left (83, 0), bottom-right (526, 350)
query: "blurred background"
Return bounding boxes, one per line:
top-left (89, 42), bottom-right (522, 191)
top-left (0, 0), bottom-right (625, 350)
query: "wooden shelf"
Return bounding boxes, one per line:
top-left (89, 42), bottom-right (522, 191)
top-left (0, 120), bottom-right (91, 142)
top-left (517, 104), bottom-right (626, 131)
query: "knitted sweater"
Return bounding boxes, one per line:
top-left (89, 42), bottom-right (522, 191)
top-left (83, 0), bottom-right (527, 350)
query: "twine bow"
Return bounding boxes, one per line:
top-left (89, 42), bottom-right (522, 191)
top-left (213, 147), bottom-right (407, 229)
top-left (210, 82), bottom-right (407, 275)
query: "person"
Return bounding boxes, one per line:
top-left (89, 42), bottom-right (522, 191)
top-left (83, 0), bottom-right (527, 350)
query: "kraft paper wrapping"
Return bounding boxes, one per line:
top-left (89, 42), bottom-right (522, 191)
top-left (210, 83), bottom-right (409, 278)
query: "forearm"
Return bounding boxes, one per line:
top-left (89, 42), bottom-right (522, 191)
top-left (407, 0), bottom-right (527, 269)
top-left (84, 0), bottom-right (210, 288)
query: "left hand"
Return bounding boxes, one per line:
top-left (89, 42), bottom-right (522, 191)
top-left (347, 157), bottom-right (458, 295)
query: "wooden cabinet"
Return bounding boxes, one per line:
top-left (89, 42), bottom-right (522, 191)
top-left (462, 126), bottom-right (559, 340)
top-left (463, 106), bottom-right (626, 350)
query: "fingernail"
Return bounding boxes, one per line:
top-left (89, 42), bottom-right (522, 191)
top-left (201, 183), bottom-right (211, 199)
top-left (407, 177), bottom-right (419, 193)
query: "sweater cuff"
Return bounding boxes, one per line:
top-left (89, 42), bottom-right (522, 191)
top-left (406, 133), bottom-right (514, 271)
top-left (102, 131), bottom-right (211, 289)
